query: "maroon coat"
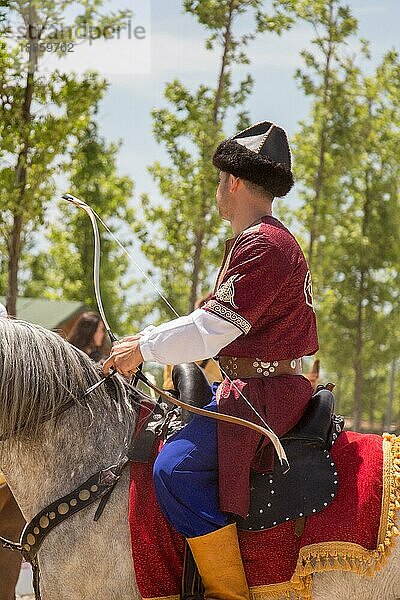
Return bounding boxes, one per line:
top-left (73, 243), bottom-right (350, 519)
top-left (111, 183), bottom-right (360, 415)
top-left (202, 215), bottom-right (318, 518)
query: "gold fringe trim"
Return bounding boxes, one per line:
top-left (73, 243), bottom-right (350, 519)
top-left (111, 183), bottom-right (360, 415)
top-left (144, 434), bottom-right (400, 600)
top-left (249, 576), bottom-right (313, 600)
top-left (143, 596), bottom-right (179, 600)
top-left (290, 433), bottom-right (400, 594)
top-left (143, 580), bottom-right (314, 600)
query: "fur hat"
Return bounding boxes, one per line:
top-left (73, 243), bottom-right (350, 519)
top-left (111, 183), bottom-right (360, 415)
top-left (213, 121), bottom-right (294, 197)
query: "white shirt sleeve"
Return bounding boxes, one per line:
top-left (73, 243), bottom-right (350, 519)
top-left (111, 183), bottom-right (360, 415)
top-left (139, 308), bottom-right (242, 365)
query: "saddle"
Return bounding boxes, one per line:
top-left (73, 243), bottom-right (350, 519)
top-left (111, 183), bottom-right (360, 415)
top-left (130, 363), bottom-right (344, 531)
top-left (160, 364), bottom-right (345, 600)
top-left (236, 388), bottom-right (345, 532)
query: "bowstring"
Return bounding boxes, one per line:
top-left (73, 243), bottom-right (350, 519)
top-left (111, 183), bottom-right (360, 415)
top-left (91, 208), bottom-right (285, 446)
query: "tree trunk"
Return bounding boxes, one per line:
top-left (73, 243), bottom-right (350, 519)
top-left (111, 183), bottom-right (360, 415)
top-left (188, 1), bottom-right (235, 309)
top-left (308, 0), bottom-right (334, 270)
top-left (189, 228), bottom-right (205, 312)
top-left (352, 270), bottom-right (365, 431)
top-left (6, 213), bottom-right (23, 316)
top-left (5, 7), bottom-right (39, 316)
top-left (213, 0), bottom-right (235, 125)
top-left (6, 69), bottom-right (34, 315)
top-left (384, 358), bottom-right (397, 431)
top-left (352, 168), bottom-right (372, 431)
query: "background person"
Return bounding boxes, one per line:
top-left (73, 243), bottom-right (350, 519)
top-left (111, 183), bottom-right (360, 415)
top-left (67, 311), bottom-right (106, 362)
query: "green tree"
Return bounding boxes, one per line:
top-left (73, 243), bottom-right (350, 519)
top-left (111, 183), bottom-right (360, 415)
top-left (25, 120), bottom-right (135, 334)
top-left (291, 0), bottom-right (358, 272)
top-left (0, 0), bottom-right (130, 316)
top-left (292, 0), bottom-right (400, 428)
top-left (325, 51), bottom-right (400, 429)
top-left (135, 1), bottom-right (297, 321)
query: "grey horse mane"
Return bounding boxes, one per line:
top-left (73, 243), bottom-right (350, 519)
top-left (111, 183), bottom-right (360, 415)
top-left (0, 318), bottom-right (136, 441)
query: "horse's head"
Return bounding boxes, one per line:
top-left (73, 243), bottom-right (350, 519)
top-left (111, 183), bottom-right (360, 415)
top-left (0, 318), bottom-right (135, 444)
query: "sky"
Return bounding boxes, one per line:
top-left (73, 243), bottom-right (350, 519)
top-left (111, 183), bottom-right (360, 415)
top-left (9, 0), bottom-right (399, 295)
top-left (83, 0), bottom-right (400, 206)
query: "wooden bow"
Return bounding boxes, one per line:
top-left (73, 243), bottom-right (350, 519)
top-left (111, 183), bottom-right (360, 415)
top-left (63, 193), bottom-right (289, 472)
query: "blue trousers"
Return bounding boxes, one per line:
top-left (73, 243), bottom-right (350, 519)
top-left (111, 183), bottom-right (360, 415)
top-left (153, 398), bottom-right (229, 538)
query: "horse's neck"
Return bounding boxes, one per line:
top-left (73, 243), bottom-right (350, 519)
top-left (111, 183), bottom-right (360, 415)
top-left (2, 402), bottom-right (134, 521)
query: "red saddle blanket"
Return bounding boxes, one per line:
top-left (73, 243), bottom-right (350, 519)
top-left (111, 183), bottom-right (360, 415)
top-left (128, 432), bottom-right (400, 600)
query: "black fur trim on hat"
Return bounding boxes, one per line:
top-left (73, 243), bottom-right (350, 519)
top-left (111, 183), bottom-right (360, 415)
top-left (213, 139), bottom-right (294, 197)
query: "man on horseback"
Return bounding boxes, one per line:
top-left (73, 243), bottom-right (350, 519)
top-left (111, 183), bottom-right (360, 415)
top-left (104, 121), bottom-right (319, 600)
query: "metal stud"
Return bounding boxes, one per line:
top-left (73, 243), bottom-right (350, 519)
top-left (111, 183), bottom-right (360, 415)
top-left (273, 521), bottom-right (277, 526)
top-left (70, 498), bottom-right (78, 507)
top-left (90, 485), bottom-right (98, 493)
top-left (260, 362), bottom-right (270, 369)
top-left (267, 503), bottom-right (271, 507)
top-left (39, 516), bottom-right (49, 529)
top-left (24, 544), bottom-right (31, 552)
top-left (49, 512), bottom-right (56, 520)
top-left (253, 362), bottom-right (259, 367)
top-left (299, 513), bottom-right (303, 517)
top-left (286, 517), bottom-right (290, 521)
top-left (273, 361), bottom-right (278, 367)
top-left (27, 533), bottom-right (36, 546)
top-left (269, 366), bottom-right (275, 373)
top-left (58, 503), bottom-right (69, 515)
top-left (312, 509), bottom-right (316, 513)
top-left (34, 527), bottom-right (40, 535)
top-left (263, 371), bottom-right (269, 376)
top-left (257, 368), bottom-right (262, 373)
top-left (79, 489), bottom-right (91, 501)
top-left (331, 493), bottom-right (335, 497)
top-left (290, 360), bottom-right (296, 369)
top-left (259, 509), bottom-right (263, 513)
top-left (271, 490), bottom-right (275, 494)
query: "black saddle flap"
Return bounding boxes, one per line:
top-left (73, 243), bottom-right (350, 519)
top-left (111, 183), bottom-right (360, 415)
top-left (236, 388), bottom-right (344, 532)
top-left (236, 441), bottom-right (338, 532)
top-left (282, 389), bottom-right (334, 447)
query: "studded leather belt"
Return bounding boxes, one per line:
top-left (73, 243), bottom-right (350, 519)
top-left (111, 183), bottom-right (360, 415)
top-left (218, 356), bottom-right (302, 379)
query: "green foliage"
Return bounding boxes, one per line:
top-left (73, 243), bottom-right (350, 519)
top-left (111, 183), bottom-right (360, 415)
top-left (0, 0), bottom-right (131, 313)
top-left (290, 0), bottom-right (400, 427)
top-left (135, 1), bottom-right (298, 320)
top-left (24, 121), bottom-right (135, 335)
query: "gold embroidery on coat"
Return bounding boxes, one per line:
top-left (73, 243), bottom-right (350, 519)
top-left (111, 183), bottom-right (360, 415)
top-left (215, 274), bottom-right (240, 309)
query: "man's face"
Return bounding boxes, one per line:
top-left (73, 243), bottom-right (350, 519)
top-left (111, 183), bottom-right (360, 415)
top-left (216, 171), bottom-right (234, 221)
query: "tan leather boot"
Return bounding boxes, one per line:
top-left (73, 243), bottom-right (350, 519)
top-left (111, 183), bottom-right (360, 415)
top-left (187, 523), bottom-right (250, 600)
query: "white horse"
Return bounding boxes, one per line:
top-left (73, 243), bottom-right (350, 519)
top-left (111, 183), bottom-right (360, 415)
top-left (0, 319), bottom-right (399, 600)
